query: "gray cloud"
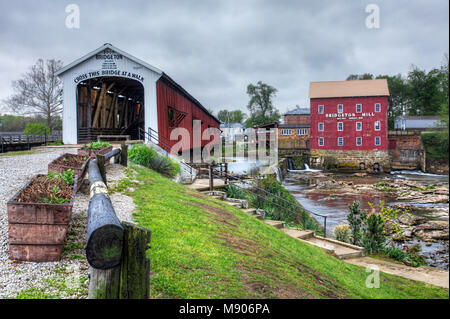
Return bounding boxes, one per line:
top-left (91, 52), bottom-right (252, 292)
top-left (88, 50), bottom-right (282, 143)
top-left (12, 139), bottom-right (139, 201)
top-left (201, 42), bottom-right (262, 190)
top-left (0, 0), bottom-right (448, 115)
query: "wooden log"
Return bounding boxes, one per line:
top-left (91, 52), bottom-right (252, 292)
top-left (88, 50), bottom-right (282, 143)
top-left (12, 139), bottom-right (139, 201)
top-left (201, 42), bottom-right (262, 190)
top-left (91, 86), bottom-right (100, 126)
top-left (92, 83), bottom-right (106, 128)
top-left (86, 160), bottom-right (123, 269)
top-left (88, 266), bottom-right (120, 299)
top-left (96, 154), bottom-right (107, 186)
top-left (120, 144), bottom-right (128, 167)
top-left (87, 81), bottom-right (92, 131)
top-left (209, 165), bottom-right (213, 191)
top-left (102, 93), bottom-right (112, 128)
top-left (119, 222), bottom-right (151, 299)
top-left (93, 83), bottom-right (114, 128)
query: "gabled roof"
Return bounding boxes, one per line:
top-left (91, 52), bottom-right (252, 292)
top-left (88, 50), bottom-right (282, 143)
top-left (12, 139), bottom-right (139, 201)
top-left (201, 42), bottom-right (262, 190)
top-left (278, 123), bottom-right (310, 128)
top-left (55, 43), bottom-right (163, 76)
top-left (159, 72), bottom-right (220, 124)
top-left (220, 123), bottom-right (245, 128)
top-left (309, 79), bottom-right (389, 99)
top-left (285, 108), bottom-right (310, 115)
top-left (394, 115), bottom-right (443, 129)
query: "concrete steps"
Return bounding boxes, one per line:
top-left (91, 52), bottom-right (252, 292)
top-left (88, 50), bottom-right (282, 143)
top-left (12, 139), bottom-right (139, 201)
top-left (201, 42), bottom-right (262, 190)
top-left (304, 236), bottom-right (364, 259)
top-left (200, 191), bottom-right (365, 260)
top-left (264, 220), bottom-right (285, 229)
top-left (281, 228), bottom-right (315, 240)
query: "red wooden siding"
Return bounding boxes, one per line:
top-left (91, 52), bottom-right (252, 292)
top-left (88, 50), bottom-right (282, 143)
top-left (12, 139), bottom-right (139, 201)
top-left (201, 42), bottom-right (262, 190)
top-left (310, 96), bottom-right (389, 151)
top-left (156, 80), bottom-right (220, 152)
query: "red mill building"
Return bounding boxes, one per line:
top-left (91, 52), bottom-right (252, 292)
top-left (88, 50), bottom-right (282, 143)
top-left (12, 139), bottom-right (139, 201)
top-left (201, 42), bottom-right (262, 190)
top-left (309, 79), bottom-right (390, 172)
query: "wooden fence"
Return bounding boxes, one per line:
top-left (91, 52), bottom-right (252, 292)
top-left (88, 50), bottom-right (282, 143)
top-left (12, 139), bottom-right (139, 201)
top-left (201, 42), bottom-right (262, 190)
top-left (86, 145), bottom-right (151, 299)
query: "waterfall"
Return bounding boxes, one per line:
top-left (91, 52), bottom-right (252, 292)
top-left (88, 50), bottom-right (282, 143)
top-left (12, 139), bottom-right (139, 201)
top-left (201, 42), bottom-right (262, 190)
top-left (275, 167), bottom-right (282, 182)
top-left (287, 158), bottom-right (295, 170)
top-left (304, 163), bottom-right (310, 170)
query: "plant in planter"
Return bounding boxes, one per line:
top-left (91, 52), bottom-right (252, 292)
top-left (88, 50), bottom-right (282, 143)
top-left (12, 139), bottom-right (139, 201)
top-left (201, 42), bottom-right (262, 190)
top-left (7, 169), bottom-right (77, 262)
top-left (48, 153), bottom-right (89, 190)
top-left (77, 141), bottom-right (113, 159)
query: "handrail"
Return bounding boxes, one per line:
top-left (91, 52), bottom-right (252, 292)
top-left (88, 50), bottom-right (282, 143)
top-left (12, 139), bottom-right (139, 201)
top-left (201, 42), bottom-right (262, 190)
top-left (211, 165), bottom-right (327, 236)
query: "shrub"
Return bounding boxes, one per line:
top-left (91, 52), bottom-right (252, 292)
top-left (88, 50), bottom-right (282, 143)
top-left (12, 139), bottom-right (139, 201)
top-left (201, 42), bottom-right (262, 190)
top-left (128, 144), bottom-right (158, 167)
top-left (383, 246), bottom-right (405, 262)
top-left (422, 131), bottom-right (449, 160)
top-left (225, 184), bottom-right (247, 199)
top-left (84, 141), bottom-right (111, 150)
top-left (405, 244), bottom-right (426, 267)
top-left (148, 156), bottom-right (180, 178)
top-left (24, 122), bottom-right (50, 135)
top-left (347, 201), bottom-right (367, 246)
top-left (361, 213), bottom-right (386, 254)
top-left (333, 224), bottom-right (351, 243)
top-left (292, 156), bottom-right (305, 170)
top-left (250, 176), bottom-right (323, 234)
top-left (323, 156), bottom-right (338, 170)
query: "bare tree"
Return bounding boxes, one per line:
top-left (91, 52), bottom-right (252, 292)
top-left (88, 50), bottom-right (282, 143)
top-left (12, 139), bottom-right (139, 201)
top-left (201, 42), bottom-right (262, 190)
top-left (3, 59), bottom-right (63, 129)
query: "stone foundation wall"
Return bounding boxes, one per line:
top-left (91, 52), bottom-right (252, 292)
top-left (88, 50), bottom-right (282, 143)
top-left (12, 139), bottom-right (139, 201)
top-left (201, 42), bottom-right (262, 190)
top-left (310, 149), bottom-right (391, 172)
top-left (388, 134), bottom-right (425, 171)
top-left (426, 156), bottom-right (449, 175)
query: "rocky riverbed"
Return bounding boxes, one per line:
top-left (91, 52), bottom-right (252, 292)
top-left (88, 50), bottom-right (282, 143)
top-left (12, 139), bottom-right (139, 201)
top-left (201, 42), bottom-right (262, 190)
top-left (283, 169), bottom-right (449, 269)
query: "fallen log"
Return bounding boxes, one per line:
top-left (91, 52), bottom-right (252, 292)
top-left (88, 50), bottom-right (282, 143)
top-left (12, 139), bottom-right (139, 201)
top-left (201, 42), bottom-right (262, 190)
top-left (86, 160), bottom-right (123, 269)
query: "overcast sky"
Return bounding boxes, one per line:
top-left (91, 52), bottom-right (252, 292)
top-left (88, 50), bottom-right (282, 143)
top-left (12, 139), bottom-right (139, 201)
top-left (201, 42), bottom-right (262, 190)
top-left (0, 0), bottom-right (448, 116)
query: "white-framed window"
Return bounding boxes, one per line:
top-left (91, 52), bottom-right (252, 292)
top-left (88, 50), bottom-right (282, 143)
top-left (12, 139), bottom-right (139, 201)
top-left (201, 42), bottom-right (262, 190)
top-left (297, 128), bottom-right (307, 135)
top-left (374, 120), bottom-right (381, 131)
top-left (356, 104), bottom-right (362, 113)
top-left (318, 105), bottom-right (324, 114)
top-left (338, 137), bottom-right (344, 146)
top-left (318, 122), bottom-right (324, 132)
top-left (356, 137), bottom-right (362, 146)
top-left (375, 103), bottom-right (381, 112)
top-left (356, 122), bottom-right (362, 131)
top-left (280, 129), bottom-right (292, 135)
top-left (318, 137), bottom-right (324, 146)
top-left (337, 122), bottom-right (343, 131)
top-left (375, 136), bottom-right (381, 146)
top-left (337, 104), bottom-right (343, 113)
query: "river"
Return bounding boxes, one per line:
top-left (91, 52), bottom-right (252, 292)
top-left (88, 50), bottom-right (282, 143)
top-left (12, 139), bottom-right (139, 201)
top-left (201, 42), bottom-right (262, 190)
top-left (282, 168), bottom-right (449, 269)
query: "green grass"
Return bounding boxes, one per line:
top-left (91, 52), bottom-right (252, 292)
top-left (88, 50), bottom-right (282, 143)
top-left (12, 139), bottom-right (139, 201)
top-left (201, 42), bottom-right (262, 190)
top-left (126, 164), bottom-right (448, 299)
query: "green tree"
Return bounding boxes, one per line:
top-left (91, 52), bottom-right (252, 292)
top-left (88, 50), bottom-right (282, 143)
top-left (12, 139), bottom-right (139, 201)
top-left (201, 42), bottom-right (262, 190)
top-left (376, 74), bottom-right (411, 129)
top-left (24, 122), bottom-right (51, 135)
top-left (217, 109), bottom-right (246, 124)
top-left (346, 73), bottom-right (374, 80)
top-left (407, 65), bottom-right (446, 115)
top-left (347, 201), bottom-right (367, 246)
top-left (245, 81), bottom-right (280, 128)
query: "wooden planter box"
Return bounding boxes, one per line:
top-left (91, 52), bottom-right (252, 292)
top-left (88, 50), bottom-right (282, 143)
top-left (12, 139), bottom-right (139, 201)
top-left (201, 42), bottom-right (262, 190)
top-left (48, 153), bottom-right (89, 191)
top-left (77, 146), bottom-right (113, 160)
top-left (7, 175), bottom-right (78, 262)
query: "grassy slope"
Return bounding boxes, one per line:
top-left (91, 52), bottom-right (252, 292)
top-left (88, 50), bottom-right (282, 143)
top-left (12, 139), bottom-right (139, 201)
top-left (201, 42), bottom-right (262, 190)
top-left (124, 164), bottom-right (448, 299)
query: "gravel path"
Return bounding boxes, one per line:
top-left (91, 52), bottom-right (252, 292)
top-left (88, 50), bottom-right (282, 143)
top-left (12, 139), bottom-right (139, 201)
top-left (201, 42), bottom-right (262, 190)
top-left (0, 148), bottom-right (136, 299)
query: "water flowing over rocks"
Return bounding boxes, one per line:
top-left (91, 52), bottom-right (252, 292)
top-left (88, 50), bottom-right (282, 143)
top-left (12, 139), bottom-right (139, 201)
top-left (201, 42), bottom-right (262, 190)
top-left (283, 169), bottom-right (449, 269)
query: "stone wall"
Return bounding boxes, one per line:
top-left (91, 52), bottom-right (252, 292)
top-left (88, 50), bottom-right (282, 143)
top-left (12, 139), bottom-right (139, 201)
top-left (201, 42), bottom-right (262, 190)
top-left (285, 114), bottom-right (310, 125)
top-left (310, 149), bottom-right (391, 173)
top-left (426, 156), bottom-right (449, 175)
top-left (388, 134), bottom-right (425, 171)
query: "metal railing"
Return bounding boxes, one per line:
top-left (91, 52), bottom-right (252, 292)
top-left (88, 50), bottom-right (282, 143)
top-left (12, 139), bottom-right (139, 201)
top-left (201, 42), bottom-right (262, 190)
top-left (210, 164), bottom-right (328, 236)
top-left (0, 133), bottom-right (62, 153)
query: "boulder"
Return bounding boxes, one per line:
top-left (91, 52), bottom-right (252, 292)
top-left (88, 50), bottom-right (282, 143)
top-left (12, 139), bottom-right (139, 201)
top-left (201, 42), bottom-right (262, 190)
top-left (416, 220), bottom-right (448, 231)
top-left (398, 214), bottom-right (427, 226)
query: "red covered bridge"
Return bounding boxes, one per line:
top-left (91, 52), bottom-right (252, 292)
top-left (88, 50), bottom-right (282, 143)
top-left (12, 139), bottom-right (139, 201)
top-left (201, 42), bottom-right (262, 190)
top-left (56, 43), bottom-right (220, 154)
